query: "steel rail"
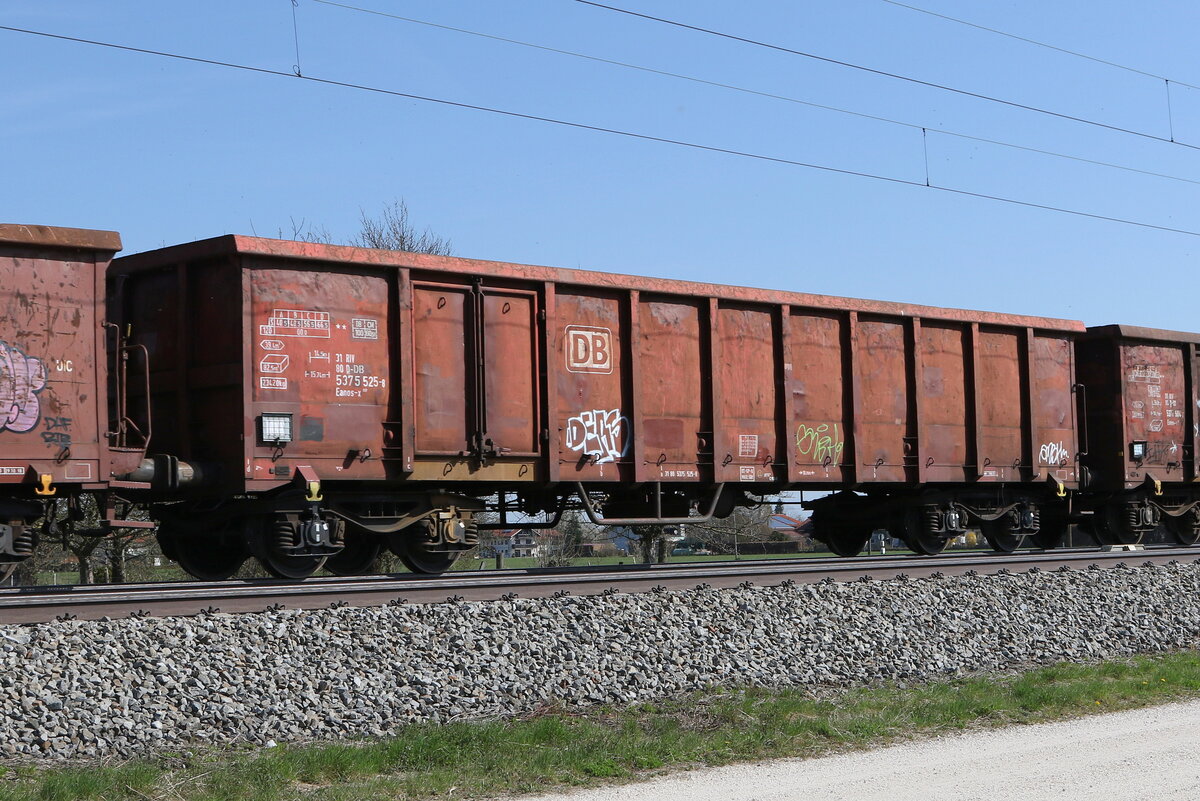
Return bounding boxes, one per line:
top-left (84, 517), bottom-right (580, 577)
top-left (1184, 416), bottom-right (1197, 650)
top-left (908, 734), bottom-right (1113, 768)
top-left (2, 548), bottom-right (1196, 625)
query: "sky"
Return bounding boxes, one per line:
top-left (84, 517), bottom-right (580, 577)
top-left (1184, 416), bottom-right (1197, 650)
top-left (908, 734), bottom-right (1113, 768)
top-left (3, 0), bottom-right (1199, 330)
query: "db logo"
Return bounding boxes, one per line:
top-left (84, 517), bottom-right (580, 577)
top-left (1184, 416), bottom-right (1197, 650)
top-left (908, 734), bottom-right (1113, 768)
top-left (565, 326), bottom-right (613, 374)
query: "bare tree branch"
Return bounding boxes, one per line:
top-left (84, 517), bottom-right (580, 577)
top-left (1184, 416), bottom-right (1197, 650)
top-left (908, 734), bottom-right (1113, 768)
top-left (351, 200), bottom-right (452, 255)
top-left (283, 199), bottom-right (452, 255)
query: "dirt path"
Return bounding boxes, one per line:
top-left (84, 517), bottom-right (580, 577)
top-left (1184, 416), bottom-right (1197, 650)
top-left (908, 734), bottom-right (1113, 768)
top-left (517, 700), bottom-right (1200, 800)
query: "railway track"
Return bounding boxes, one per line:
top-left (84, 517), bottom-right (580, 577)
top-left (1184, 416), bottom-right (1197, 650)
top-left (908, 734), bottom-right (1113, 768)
top-left (2, 547), bottom-right (1196, 625)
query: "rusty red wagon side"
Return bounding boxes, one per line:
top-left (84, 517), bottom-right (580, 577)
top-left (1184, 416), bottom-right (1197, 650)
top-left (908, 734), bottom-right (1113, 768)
top-left (0, 223), bottom-right (139, 578)
top-left (111, 234), bottom-right (1086, 577)
top-left (1076, 325), bottom-right (1200, 545)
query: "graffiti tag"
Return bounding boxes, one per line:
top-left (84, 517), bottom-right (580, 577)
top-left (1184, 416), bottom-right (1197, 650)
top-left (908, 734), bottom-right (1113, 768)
top-left (565, 409), bottom-right (628, 464)
top-left (796, 422), bottom-right (844, 465)
top-left (42, 416), bottom-right (72, 450)
top-left (0, 341), bottom-right (47, 433)
top-left (1142, 440), bottom-right (1179, 464)
top-left (1038, 441), bottom-right (1068, 465)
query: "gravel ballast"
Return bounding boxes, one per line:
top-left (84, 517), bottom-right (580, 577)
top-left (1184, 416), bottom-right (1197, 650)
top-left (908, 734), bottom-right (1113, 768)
top-left (3, 562), bottom-right (1200, 759)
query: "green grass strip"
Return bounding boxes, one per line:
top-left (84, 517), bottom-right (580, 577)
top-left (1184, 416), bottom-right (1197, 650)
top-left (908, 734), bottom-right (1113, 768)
top-left (2, 650), bottom-right (1199, 801)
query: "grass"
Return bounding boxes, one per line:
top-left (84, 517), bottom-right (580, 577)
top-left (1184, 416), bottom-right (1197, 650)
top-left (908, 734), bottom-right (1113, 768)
top-left (3, 651), bottom-right (1200, 800)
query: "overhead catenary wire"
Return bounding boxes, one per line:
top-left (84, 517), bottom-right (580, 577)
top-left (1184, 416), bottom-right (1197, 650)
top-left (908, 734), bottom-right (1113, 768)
top-left (878, 0), bottom-right (1194, 144)
top-left (921, 128), bottom-right (930, 187)
top-left (289, 0), bottom-right (302, 76)
top-left (3, 23), bottom-right (1200, 240)
top-left (312, 0), bottom-right (1200, 188)
top-left (575, 0), bottom-right (1200, 152)
top-left (879, 0), bottom-right (1200, 91)
top-left (1166, 80), bottom-right (1177, 143)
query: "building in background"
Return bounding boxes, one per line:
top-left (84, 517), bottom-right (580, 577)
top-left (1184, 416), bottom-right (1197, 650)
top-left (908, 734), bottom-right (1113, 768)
top-left (487, 528), bottom-right (549, 559)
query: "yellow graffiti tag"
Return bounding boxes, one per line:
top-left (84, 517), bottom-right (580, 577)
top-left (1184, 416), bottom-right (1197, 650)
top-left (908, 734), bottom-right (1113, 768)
top-left (796, 423), bottom-right (844, 465)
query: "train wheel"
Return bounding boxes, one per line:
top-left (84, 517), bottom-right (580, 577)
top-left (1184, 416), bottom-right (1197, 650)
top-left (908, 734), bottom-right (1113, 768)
top-left (1029, 524), bottom-right (1065, 550)
top-left (1092, 506), bottom-right (1145, 547)
top-left (1165, 510), bottom-right (1200, 546)
top-left (1027, 504), bottom-right (1065, 550)
top-left (892, 507), bottom-right (948, 555)
top-left (1092, 525), bottom-right (1142, 546)
top-left (257, 549), bottom-right (325, 580)
top-left (324, 529), bottom-right (383, 575)
top-left (811, 509), bottom-right (869, 557)
top-left (980, 518), bottom-right (1024, 553)
top-left (156, 529), bottom-right (180, 562)
top-left (252, 520), bottom-right (326, 580)
top-left (166, 528), bottom-right (247, 581)
top-left (826, 533), bottom-right (869, 557)
top-left (387, 519), bottom-right (459, 574)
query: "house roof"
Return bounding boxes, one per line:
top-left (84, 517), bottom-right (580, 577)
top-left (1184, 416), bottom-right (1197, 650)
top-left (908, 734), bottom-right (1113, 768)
top-left (490, 528), bottom-right (560, 539)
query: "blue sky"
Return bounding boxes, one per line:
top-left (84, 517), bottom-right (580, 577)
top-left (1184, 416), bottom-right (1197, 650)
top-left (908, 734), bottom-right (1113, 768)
top-left (3, 0), bottom-right (1198, 329)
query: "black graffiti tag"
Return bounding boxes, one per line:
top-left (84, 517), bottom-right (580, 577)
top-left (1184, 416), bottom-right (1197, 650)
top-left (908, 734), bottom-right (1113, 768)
top-left (42, 416), bottom-right (72, 452)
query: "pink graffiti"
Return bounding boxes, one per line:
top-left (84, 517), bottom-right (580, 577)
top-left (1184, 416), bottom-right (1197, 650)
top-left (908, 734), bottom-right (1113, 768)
top-left (0, 342), bottom-right (47, 433)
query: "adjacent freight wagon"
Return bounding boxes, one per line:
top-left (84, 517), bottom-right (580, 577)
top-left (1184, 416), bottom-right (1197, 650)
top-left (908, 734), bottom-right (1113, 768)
top-left (108, 235), bottom-right (1086, 578)
top-left (0, 225), bottom-right (152, 582)
top-left (1076, 325), bottom-right (1200, 546)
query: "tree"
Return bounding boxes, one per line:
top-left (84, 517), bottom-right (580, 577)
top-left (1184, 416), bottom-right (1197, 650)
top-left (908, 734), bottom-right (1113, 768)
top-left (13, 496), bottom-right (107, 585)
top-left (536, 531), bottom-right (573, 568)
top-left (10, 530), bottom-right (68, 586)
top-left (100, 530), bottom-right (158, 583)
top-left (686, 505), bottom-right (773, 555)
top-left (558, 511), bottom-right (587, 560)
top-left (353, 200), bottom-right (452, 255)
top-left (628, 524), bottom-right (671, 564)
top-left (285, 199), bottom-right (452, 255)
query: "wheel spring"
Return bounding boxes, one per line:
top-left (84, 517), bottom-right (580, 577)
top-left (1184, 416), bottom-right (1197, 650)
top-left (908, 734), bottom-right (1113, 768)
top-left (924, 507), bottom-right (941, 533)
top-left (12, 527), bottom-right (35, 556)
top-left (1026, 507), bottom-right (1040, 532)
top-left (273, 521), bottom-right (297, 550)
top-left (1125, 504), bottom-right (1157, 530)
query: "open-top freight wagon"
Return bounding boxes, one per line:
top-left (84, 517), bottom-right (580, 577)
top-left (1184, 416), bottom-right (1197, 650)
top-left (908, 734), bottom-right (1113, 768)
top-left (0, 225), bottom-right (149, 583)
top-left (6, 222), bottom-right (1200, 582)
top-left (1076, 325), bottom-right (1200, 546)
top-left (108, 234), bottom-right (1086, 578)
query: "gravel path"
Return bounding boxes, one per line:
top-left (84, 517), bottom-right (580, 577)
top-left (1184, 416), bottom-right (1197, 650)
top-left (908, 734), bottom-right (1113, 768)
top-left (3, 561), bottom-right (1200, 759)
top-left (516, 700), bottom-right (1200, 801)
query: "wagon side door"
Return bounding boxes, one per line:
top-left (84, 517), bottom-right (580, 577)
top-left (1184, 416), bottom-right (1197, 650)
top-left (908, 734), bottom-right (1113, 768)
top-left (409, 279), bottom-right (540, 474)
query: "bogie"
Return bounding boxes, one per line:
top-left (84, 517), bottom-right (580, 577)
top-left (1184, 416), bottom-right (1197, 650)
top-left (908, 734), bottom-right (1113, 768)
top-left (1165, 508), bottom-right (1200, 546)
top-left (324, 528), bottom-right (383, 576)
top-left (891, 506), bottom-right (952, 556)
top-left (158, 526), bottom-right (247, 582)
top-left (388, 509), bottom-right (479, 575)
